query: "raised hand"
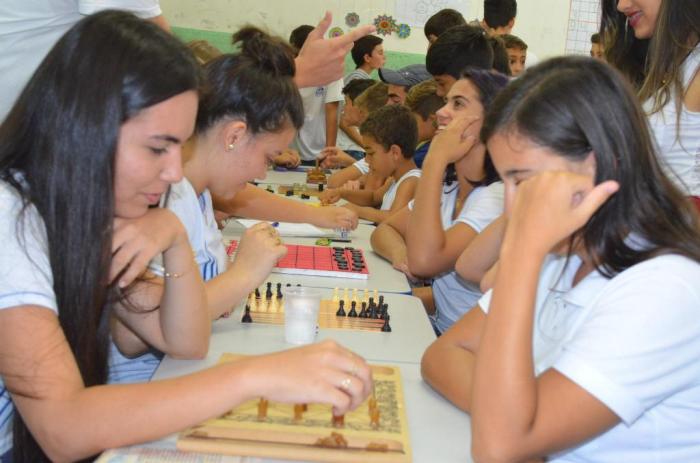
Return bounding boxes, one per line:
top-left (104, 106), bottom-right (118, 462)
top-left (502, 171), bottom-right (619, 256)
top-left (111, 208), bottom-right (189, 288)
top-left (425, 115), bottom-right (481, 166)
top-left (294, 12), bottom-right (375, 88)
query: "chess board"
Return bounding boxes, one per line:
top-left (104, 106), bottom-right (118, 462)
top-left (243, 285), bottom-right (392, 332)
top-left (177, 354), bottom-right (411, 463)
top-left (226, 241), bottom-right (369, 280)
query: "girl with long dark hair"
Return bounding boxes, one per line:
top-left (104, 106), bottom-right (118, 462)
top-left (0, 11), bottom-right (371, 462)
top-left (422, 56), bottom-right (700, 462)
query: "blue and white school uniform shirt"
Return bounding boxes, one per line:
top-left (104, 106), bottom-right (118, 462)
top-left (108, 178), bottom-right (227, 384)
top-left (0, 179), bottom-right (57, 454)
top-left (409, 181), bottom-right (504, 334)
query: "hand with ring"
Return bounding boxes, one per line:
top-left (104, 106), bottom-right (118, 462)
top-left (230, 222), bottom-right (287, 288)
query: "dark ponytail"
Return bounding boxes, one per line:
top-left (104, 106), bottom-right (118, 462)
top-left (196, 26), bottom-right (304, 134)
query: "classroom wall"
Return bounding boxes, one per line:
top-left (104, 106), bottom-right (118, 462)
top-left (161, 0), bottom-right (573, 67)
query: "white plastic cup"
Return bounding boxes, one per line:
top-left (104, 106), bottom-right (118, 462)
top-left (283, 286), bottom-right (321, 345)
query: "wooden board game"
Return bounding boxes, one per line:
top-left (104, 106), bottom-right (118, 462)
top-left (226, 241), bottom-right (369, 280)
top-left (277, 184), bottom-right (324, 198)
top-left (242, 284), bottom-right (392, 332)
top-left (177, 354), bottom-right (412, 463)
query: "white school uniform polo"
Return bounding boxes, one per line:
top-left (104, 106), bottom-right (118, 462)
top-left (646, 44), bottom-right (700, 196)
top-left (426, 181), bottom-right (504, 333)
top-left (294, 78), bottom-right (344, 161)
top-left (0, 0), bottom-right (162, 122)
top-left (478, 253), bottom-right (700, 462)
top-left (0, 177), bottom-right (57, 454)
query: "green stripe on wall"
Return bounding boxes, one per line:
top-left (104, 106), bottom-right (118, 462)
top-left (172, 26), bottom-right (426, 75)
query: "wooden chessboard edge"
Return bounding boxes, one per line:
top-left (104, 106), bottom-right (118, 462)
top-left (177, 434), bottom-right (411, 463)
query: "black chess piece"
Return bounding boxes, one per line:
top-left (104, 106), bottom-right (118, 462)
top-left (378, 295), bottom-right (385, 306)
top-left (359, 301), bottom-right (367, 318)
top-left (381, 314), bottom-right (391, 332)
top-left (241, 305), bottom-right (253, 323)
top-left (276, 282), bottom-right (283, 299)
top-left (348, 300), bottom-right (358, 317)
top-left (285, 190), bottom-right (294, 196)
top-left (265, 282), bottom-right (273, 299)
top-left (318, 184), bottom-right (324, 192)
top-left (300, 193), bottom-right (310, 199)
top-left (336, 300), bottom-right (346, 317)
top-left (254, 288), bottom-right (261, 299)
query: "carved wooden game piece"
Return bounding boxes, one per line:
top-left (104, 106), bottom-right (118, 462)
top-left (293, 404), bottom-right (305, 421)
top-left (254, 288), bottom-right (261, 299)
top-left (381, 314), bottom-right (392, 332)
top-left (359, 301), bottom-right (368, 318)
top-left (257, 398), bottom-right (268, 421)
top-left (331, 414), bottom-right (345, 428)
top-left (336, 300), bottom-right (346, 317)
top-left (348, 301), bottom-right (358, 317)
top-left (276, 282), bottom-right (283, 299)
top-left (241, 305), bottom-right (253, 323)
top-left (265, 282), bottom-right (273, 300)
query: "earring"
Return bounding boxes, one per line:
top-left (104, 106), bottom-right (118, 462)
top-left (227, 143), bottom-right (235, 151)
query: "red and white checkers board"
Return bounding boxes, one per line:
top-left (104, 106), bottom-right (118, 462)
top-left (225, 240), bottom-right (370, 280)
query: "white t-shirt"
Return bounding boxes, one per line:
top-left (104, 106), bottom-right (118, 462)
top-left (343, 68), bottom-right (371, 86)
top-left (109, 178), bottom-right (228, 385)
top-left (0, 178), bottom-right (57, 454)
top-left (380, 169), bottom-right (422, 210)
top-left (646, 44), bottom-right (700, 196)
top-left (0, 0), bottom-right (162, 122)
top-left (294, 78), bottom-right (344, 161)
top-left (352, 158), bottom-right (370, 175)
top-left (479, 253), bottom-right (700, 462)
top-left (425, 181), bottom-right (504, 333)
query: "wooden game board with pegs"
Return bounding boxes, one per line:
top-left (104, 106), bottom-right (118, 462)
top-left (277, 184), bottom-right (324, 198)
top-left (226, 241), bottom-right (370, 280)
top-left (177, 354), bottom-right (411, 463)
top-left (241, 284), bottom-right (392, 332)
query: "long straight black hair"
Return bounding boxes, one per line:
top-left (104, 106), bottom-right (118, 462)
top-left (481, 57), bottom-right (700, 276)
top-left (0, 11), bottom-right (200, 462)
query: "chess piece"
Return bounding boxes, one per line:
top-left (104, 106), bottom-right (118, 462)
top-left (331, 414), bottom-right (345, 428)
top-left (370, 406), bottom-right (381, 429)
top-left (257, 398), bottom-right (269, 421)
top-left (276, 282), bottom-right (283, 299)
top-left (348, 300), bottom-right (358, 317)
top-left (318, 183), bottom-right (324, 192)
top-left (378, 295), bottom-right (385, 306)
top-left (359, 301), bottom-right (367, 318)
top-left (336, 299), bottom-right (346, 317)
top-left (381, 314), bottom-right (392, 332)
top-left (241, 305), bottom-right (253, 323)
top-left (300, 193), bottom-right (310, 199)
top-left (265, 282), bottom-right (273, 300)
top-left (285, 190), bottom-right (294, 196)
top-left (293, 403), bottom-right (305, 421)
top-left (254, 287), bottom-right (261, 299)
